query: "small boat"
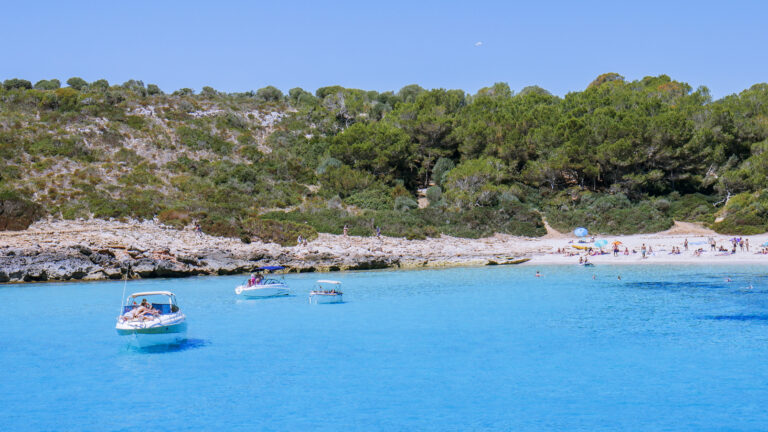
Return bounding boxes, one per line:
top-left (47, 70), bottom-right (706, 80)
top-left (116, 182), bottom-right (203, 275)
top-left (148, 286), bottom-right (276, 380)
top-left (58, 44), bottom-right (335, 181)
top-left (309, 280), bottom-right (343, 304)
top-left (487, 257), bottom-right (531, 265)
top-left (116, 291), bottom-right (187, 347)
top-left (235, 266), bottom-right (289, 298)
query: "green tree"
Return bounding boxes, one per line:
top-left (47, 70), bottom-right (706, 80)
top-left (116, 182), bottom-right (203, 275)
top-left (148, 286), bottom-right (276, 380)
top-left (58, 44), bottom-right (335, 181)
top-left (3, 78), bottom-right (32, 90)
top-left (33, 79), bottom-right (61, 90)
top-left (256, 85), bottom-right (283, 102)
top-left (66, 77), bottom-right (88, 91)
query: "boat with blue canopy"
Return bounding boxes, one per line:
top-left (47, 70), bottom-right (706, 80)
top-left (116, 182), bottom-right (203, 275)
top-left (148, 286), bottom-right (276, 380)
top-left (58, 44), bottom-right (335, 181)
top-left (235, 265), bottom-right (289, 298)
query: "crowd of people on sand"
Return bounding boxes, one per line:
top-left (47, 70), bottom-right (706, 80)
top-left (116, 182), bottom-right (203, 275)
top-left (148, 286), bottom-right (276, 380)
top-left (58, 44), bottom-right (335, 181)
top-left (553, 235), bottom-right (766, 261)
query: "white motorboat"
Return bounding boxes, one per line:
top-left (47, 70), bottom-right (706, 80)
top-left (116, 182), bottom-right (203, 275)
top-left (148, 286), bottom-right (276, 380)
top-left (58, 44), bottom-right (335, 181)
top-left (235, 266), bottom-right (289, 298)
top-left (309, 280), bottom-right (343, 304)
top-left (116, 291), bottom-right (187, 347)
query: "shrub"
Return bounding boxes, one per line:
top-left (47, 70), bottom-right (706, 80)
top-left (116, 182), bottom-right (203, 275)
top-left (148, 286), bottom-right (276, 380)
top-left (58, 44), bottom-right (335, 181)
top-left (177, 126), bottom-right (233, 155)
top-left (394, 195), bottom-right (418, 211)
top-left (244, 217), bottom-right (317, 246)
top-left (3, 78), bottom-right (32, 90)
top-left (426, 186), bottom-right (443, 207)
top-left (124, 115), bottom-right (147, 130)
top-left (66, 77), bottom-right (88, 91)
top-left (158, 209), bottom-right (192, 228)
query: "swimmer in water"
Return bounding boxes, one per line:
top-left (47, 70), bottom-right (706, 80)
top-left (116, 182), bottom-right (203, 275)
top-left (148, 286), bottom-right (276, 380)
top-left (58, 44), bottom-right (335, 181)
top-left (617, 275), bottom-right (622, 280)
top-left (726, 277), bottom-right (732, 282)
top-left (592, 274), bottom-right (596, 280)
top-left (535, 271), bottom-right (541, 277)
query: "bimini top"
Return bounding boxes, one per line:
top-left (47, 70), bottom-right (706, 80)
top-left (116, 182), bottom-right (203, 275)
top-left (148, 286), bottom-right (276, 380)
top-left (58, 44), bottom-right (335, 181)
top-left (129, 291), bottom-right (175, 298)
top-left (257, 266), bottom-right (286, 271)
top-left (316, 280), bottom-right (341, 284)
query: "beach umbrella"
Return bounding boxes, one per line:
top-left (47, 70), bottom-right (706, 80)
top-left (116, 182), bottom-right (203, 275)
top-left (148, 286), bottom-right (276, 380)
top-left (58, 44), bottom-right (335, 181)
top-left (762, 241), bottom-right (768, 247)
top-left (574, 227), bottom-right (588, 237)
top-left (595, 239), bottom-right (608, 248)
top-left (612, 241), bottom-right (622, 246)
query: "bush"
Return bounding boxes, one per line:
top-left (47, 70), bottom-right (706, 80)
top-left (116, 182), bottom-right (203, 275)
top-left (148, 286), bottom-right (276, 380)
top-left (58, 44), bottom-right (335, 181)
top-left (426, 186), bottom-right (443, 207)
top-left (344, 184), bottom-right (394, 210)
top-left (3, 78), bottom-right (32, 90)
top-left (158, 209), bottom-right (192, 228)
top-left (713, 192), bottom-right (768, 234)
top-left (545, 192), bottom-right (673, 234)
top-left (244, 217), bottom-right (317, 246)
top-left (394, 195), bottom-right (418, 211)
top-left (177, 126), bottom-right (233, 155)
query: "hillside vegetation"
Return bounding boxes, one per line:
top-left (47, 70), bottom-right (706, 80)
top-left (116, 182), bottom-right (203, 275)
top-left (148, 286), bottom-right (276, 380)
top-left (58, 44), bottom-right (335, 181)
top-left (2, 74), bottom-right (768, 243)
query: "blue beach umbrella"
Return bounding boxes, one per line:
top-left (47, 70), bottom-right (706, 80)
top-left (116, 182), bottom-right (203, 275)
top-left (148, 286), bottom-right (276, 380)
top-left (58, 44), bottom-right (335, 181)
top-left (595, 239), bottom-right (608, 248)
top-left (574, 227), bottom-right (588, 237)
top-left (762, 241), bottom-right (768, 247)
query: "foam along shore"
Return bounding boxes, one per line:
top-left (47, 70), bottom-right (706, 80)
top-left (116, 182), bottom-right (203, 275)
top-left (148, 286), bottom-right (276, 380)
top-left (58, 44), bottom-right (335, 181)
top-left (1, 219), bottom-right (767, 283)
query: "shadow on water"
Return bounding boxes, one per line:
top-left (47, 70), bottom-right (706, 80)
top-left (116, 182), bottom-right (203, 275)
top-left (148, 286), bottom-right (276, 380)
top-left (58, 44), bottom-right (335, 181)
top-left (703, 315), bottom-right (768, 322)
top-left (129, 338), bottom-right (210, 354)
top-left (624, 281), bottom-right (723, 291)
top-left (236, 295), bottom-right (297, 302)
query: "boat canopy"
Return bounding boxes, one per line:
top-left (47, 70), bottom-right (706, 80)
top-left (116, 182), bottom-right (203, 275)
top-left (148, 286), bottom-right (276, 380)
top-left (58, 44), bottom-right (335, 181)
top-left (257, 266), bottom-right (285, 271)
top-left (316, 280), bottom-right (341, 284)
top-left (129, 291), bottom-right (175, 297)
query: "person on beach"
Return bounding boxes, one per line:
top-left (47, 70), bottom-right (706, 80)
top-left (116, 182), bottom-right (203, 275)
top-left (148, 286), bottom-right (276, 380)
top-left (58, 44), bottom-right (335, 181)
top-left (297, 234), bottom-right (303, 246)
top-left (343, 225), bottom-right (348, 236)
top-left (641, 244), bottom-right (647, 258)
top-left (684, 239), bottom-right (688, 251)
top-left (624, 247), bottom-right (629, 256)
top-left (739, 240), bottom-right (745, 252)
top-left (746, 238), bottom-right (750, 251)
top-left (613, 244), bottom-right (619, 257)
top-left (376, 226), bottom-right (381, 239)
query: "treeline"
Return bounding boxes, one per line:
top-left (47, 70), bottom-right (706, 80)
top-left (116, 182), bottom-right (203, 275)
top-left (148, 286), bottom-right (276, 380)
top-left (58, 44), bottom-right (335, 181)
top-left (2, 73), bottom-right (768, 241)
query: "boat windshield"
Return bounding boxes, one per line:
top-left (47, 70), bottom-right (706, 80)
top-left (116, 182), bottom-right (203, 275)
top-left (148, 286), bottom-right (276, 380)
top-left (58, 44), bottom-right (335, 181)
top-left (123, 293), bottom-right (178, 315)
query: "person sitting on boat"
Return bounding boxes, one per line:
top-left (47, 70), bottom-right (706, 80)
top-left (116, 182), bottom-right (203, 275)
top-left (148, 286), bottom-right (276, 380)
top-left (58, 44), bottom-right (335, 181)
top-left (255, 274), bottom-right (263, 285)
top-left (248, 273), bottom-right (256, 287)
top-left (122, 299), bottom-right (158, 321)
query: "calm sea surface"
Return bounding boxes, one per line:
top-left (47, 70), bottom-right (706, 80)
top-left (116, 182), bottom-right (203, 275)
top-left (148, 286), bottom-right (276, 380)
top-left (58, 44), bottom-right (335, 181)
top-left (2, 264), bottom-right (768, 431)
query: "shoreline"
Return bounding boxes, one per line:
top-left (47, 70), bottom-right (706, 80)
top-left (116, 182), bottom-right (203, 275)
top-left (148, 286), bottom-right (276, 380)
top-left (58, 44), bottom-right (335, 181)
top-left (1, 219), bottom-right (767, 283)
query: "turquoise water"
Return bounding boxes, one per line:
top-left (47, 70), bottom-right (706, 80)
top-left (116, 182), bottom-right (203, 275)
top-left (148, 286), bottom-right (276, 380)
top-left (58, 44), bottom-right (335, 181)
top-left (2, 264), bottom-right (768, 431)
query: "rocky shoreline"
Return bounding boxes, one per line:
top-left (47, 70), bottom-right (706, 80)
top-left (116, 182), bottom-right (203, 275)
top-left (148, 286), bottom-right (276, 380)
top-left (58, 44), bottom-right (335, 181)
top-left (0, 219), bottom-right (536, 283)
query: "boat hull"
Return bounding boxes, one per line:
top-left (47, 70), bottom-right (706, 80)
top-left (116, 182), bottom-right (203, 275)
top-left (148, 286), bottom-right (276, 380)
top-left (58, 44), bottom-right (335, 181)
top-left (309, 293), bottom-right (343, 304)
top-left (237, 284), bottom-right (289, 298)
top-left (116, 314), bottom-right (187, 347)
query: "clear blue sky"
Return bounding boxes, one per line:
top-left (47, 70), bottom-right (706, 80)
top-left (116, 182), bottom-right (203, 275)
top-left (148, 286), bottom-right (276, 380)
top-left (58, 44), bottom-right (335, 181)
top-left (2, 0), bottom-right (766, 99)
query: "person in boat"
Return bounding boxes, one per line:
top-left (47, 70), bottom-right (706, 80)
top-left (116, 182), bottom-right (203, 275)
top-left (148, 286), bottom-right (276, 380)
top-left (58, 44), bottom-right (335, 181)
top-left (255, 274), bottom-right (263, 285)
top-left (123, 299), bottom-right (157, 320)
top-left (248, 273), bottom-right (256, 287)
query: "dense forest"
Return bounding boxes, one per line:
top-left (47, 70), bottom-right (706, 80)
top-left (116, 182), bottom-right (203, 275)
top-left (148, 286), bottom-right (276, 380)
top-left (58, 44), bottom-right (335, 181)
top-left (1, 73), bottom-right (768, 244)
